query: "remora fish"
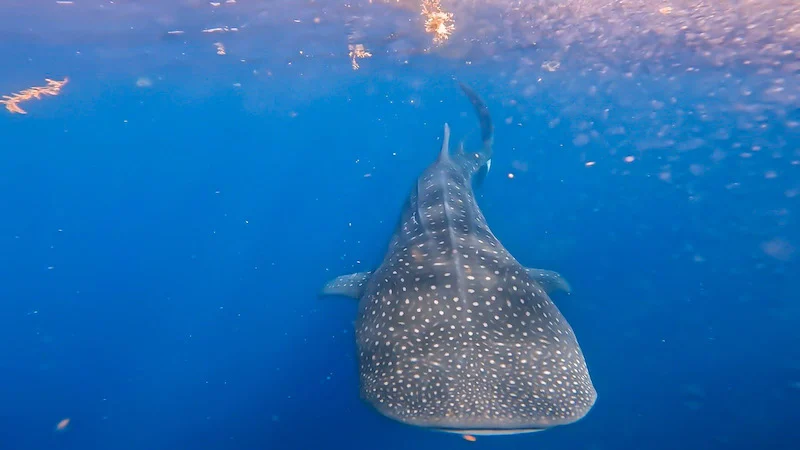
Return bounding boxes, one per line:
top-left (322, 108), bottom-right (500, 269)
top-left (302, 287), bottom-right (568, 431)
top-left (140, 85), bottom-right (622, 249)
top-left (323, 84), bottom-right (596, 435)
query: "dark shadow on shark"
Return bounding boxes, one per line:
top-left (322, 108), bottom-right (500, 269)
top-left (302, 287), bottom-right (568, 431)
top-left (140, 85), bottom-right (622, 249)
top-left (322, 83), bottom-right (596, 436)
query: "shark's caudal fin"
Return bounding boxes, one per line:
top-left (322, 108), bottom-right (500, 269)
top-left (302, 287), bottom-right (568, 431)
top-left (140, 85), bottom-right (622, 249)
top-left (322, 272), bottom-right (372, 299)
top-left (456, 83), bottom-right (494, 177)
top-left (459, 83), bottom-right (494, 151)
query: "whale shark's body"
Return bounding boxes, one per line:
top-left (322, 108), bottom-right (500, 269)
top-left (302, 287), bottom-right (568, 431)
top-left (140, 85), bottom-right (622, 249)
top-left (323, 84), bottom-right (596, 435)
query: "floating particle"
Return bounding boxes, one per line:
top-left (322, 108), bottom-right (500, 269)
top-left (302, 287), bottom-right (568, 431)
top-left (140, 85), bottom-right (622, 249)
top-left (203, 26), bottom-right (238, 33)
top-left (55, 418), bottom-right (70, 431)
top-left (214, 42), bottom-right (226, 55)
top-left (421, 0), bottom-right (454, 44)
top-left (542, 60), bottom-right (560, 72)
top-left (463, 434), bottom-right (476, 442)
top-left (348, 44), bottom-right (371, 70)
top-left (167, 30), bottom-right (185, 35)
top-left (689, 164), bottom-right (705, 176)
top-left (761, 238), bottom-right (794, 261)
top-left (507, 173), bottom-right (515, 179)
top-left (573, 134), bottom-right (590, 147)
top-left (624, 156), bottom-right (635, 163)
top-left (135, 77), bottom-right (152, 88)
top-left (1, 78), bottom-right (69, 114)
top-left (585, 161), bottom-right (596, 167)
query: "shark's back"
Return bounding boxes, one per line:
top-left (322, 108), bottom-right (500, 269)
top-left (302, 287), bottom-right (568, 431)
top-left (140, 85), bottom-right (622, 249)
top-left (356, 148), bottom-right (594, 434)
top-left (323, 84), bottom-right (596, 435)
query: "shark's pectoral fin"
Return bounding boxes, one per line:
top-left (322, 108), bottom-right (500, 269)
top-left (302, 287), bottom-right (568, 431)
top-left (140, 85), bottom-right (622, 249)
top-left (526, 268), bottom-right (571, 295)
top-left (322, 272), bottom-right (372, 299)
top-left (475, 162), bottom-right (490, 186)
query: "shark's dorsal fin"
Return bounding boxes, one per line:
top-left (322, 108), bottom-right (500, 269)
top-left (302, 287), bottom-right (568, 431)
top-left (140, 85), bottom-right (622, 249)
top-left (438, 123), bottom-right (451, 163)
top-left (526, 268), bottom-right (571, 295)
top-left (322, 272), bottom-right (372, 299)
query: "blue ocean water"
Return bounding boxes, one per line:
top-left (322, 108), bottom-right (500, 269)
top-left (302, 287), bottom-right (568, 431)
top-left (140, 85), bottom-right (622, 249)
top-left (1, 2), bottom-right (799, 449)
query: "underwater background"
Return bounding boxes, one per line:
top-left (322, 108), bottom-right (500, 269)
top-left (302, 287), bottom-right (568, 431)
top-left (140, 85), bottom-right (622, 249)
top-left (0, 1), bottom-right (798, 449)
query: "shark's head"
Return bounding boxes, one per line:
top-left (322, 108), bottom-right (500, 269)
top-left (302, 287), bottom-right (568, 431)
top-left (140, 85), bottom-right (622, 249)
top-left (356, 265), bottom-right (597, 435)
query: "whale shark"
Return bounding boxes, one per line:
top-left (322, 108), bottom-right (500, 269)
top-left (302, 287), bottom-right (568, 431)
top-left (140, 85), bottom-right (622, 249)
top-left (323, 84), bottom-right (596, 435)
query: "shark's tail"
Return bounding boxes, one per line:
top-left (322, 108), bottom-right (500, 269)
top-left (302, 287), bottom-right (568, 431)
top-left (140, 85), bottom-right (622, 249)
top-left (457, 83), bottom-right (494, 177)
top-left (459, 83), bottom-right (494, 151)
